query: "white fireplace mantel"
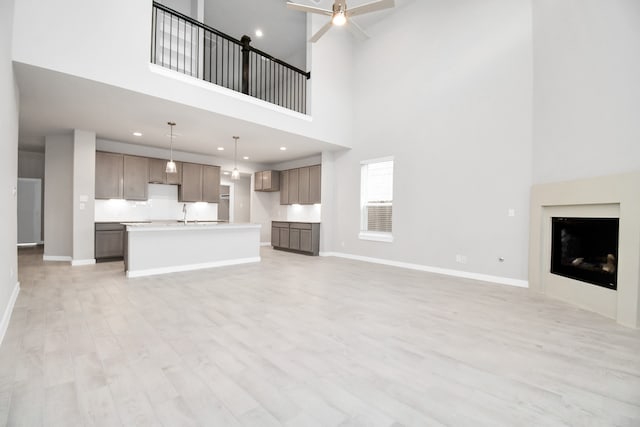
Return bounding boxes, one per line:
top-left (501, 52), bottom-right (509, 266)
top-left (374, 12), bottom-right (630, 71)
top-left (529, 172), bottom-right (640, 329)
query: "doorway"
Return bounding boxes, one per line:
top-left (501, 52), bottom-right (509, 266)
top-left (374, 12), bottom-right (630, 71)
top-left (17, 178), bottom-right (42, 245)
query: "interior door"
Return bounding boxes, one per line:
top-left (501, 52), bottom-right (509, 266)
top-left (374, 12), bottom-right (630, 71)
top-left (17, 178), bottom-right (42, 244)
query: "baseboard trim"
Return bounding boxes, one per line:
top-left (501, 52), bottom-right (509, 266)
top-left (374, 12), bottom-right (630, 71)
top-left (126, 256), bottom-right (261, 278)
top-left (319, 252), bottom-right (528, 288)
top-left (0, 281), bottom-right (20, 346)
top-left (71, 259), bottom-right (96, 266)
top-left (260, 242), bottom-right (272, 247)
top-left (43, 255), bottom-right (72, 262)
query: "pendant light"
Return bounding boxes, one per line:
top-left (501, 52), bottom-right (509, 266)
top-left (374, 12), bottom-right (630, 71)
top-left (166, 121), bottom-right (177, 174)
top-left (231, 136), bottom-right (240, 180)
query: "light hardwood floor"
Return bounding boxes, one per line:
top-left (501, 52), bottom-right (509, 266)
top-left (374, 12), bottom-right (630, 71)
top-left (1, 246), bottom-right (639, 426)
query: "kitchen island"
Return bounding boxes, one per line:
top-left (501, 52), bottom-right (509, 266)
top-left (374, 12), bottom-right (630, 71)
top-left (124, 222), bottom-right (261, 277)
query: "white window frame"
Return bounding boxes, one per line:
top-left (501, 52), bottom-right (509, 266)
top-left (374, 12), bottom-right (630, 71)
top-left (359, 156), bottom-right (394, 243)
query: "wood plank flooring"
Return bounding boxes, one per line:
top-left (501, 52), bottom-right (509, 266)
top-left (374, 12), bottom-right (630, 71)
top-left (1, 246), bottom-right (639, 426)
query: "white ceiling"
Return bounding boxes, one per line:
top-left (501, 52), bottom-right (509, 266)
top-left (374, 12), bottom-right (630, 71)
top-left (16, 0), bottom-right (409, 163)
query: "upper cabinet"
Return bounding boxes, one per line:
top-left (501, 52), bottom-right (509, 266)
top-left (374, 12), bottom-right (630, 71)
top-left (202, 165), bottom-right (221, 203)
top-left (96, 151), bottom-right (219, 203)
top-left (95, 152), bottom-right (124, 199)
top-left (288, 168), bottom-right (299, 204)
top-left (298, 167), bottom-right (310, 204)
top-left (254, 170), bottom-right (280, 192)
top-left (179, 162), bottom-right (203, 202)
top-left (309, 164), bottom-right (321, 204)
top-left (123, 155), bottom-right (149, 200)
top-left (280, 170), bottom-right (289, 205)
top-left (179, 163), bottom-right (219, 203)
top-left (278, 164), bottom-right (321, 205)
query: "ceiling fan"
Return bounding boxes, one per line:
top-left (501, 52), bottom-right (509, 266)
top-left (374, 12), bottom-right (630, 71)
top-left (286, 0), bottom-right (395, 43)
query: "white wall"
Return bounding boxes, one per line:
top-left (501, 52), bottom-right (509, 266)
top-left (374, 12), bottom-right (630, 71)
top-left (72, 130), bottom-right (96, 264)
top-left (44, 134), bottom-right (73, 259)
top-left (327, 0), bottom-right (533, 281)
top-left (532, 0), bottom-right (640, 183)
top-left (0, 0), bottom-right (20, 343)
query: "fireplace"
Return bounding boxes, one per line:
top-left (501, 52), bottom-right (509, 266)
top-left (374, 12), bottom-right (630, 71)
top-left (529, 171), bottom-right (640, 328)
top-left (550, 217), bottom-right (619, 290)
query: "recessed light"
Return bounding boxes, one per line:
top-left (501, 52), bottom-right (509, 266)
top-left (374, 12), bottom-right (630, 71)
top-left (133, 132), bottom-right (142, 137)
top-left (243, 156), bottom-right (249, 160)
top-left (280, 146), bottom-right (287, 151)
top-left (223, 171), bottom-right (230, 175)
top-left (255, 29), bottom-right (263, 38)
top-left (217, 147), bottom-right (224, 151)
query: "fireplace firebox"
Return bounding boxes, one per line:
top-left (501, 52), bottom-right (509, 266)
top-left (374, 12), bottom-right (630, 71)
top-left (550, 217), bottom-right (619, 290)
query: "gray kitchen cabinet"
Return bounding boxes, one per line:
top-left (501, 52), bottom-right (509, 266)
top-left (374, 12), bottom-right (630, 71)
top-left (279, 165), bottom-right (321, 205)
top-left (95, 223), bottom-right (125, 261)
top-left (298, 167), bottom-right (310, 204)
top-left (123, 155), bottom-right (149, 200)
top-left (254, 170), bottom-right (280, 192)
top-left (202, 165), bottom-right (221, 203)
top-left (254, 171), bottom-right (263, 191)
top-left (95, 152), bottom-right (123, 199)
top-left (272, 222), bottom-right (290, 249)
top-left (271, 221), bottom-right (320, 255)
top-left (179, 162), bottom-right (203, 202)
top-left (148, 158), bottom-right (166, 183)
top-left (288, 168), bottom-right (299, 204)
top-left (309, 164), bottom-right (321, 204)
top-left (300, 229), bottom-right (313, 252)
top-left (279, 227), bottom-right (290, 249)
top-left (289, 228), bottom-right (300, 250)
top-left (149, 158), bottom-right (182, 184)
top-left (280, 170), bottom-right (289, 204)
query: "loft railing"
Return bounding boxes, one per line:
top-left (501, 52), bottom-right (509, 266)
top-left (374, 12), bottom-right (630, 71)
top-left (151, 2), bottom-right (310, 114)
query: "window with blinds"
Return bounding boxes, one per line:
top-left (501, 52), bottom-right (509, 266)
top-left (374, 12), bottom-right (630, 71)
top-left (360, 158), bottom-right (393, 241)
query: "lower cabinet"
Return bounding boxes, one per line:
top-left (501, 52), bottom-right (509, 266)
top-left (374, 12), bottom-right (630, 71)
top-left (95, 223), bottom-right (125, 261)
top-left (271, 221), bottom-right (320, 255)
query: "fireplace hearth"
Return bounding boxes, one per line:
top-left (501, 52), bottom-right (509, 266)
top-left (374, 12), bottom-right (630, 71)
top-left (550, 217), bottom-right (619, 290)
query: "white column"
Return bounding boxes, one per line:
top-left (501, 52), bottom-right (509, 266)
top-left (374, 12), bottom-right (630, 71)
top-left (72, 130), bottom-right (96, 265)
top-left (43, 134), bottom-right (73, 261)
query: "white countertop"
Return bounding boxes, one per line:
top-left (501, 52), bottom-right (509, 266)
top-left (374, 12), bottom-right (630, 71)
top-left (124, 222), bottom-right (261, 232)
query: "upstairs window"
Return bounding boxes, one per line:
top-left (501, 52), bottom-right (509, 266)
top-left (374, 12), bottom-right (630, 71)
top-left (359, 157), bottom-right (393, 242)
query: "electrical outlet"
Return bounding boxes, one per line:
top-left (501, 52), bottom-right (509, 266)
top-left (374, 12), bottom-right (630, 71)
top-left (456, 254), bottom-right (467, 264)
top-left (508, 208), bottom-right (515, 217)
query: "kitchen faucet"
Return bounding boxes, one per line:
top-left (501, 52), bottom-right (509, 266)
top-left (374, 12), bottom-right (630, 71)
top-left (182, 203), bottom-right (188, 224)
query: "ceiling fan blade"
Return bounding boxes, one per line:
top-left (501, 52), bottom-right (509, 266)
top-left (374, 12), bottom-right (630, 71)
top-left (309, 20), bottom-right (333, 43)
top-left (346, 19), bottom-right (370, 40)
top-left (347, 0), bottom-right (395, 18)
top-left (286, 2), bottom-right (332, 16)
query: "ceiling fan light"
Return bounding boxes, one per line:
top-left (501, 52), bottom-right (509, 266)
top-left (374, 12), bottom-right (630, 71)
top-left (165, 160), bottom-right (177, 174)
top-left (332, 11), bottom-right (346, 26)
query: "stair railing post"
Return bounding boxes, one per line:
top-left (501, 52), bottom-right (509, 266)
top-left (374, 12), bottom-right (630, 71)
top-left (241, 35), bottom-right (251, 95)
